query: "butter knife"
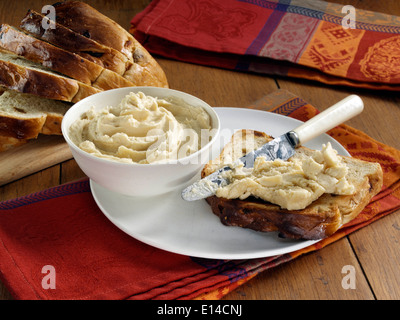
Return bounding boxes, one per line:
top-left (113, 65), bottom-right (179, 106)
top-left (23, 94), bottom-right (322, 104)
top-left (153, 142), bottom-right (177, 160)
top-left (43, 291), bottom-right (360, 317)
top-left (181, 95), bottom-right (364, 201)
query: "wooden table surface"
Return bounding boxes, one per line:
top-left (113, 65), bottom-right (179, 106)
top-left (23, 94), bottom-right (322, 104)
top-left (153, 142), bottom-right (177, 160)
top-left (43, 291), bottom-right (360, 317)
top-left (0, 0), bottom-right (399, 300)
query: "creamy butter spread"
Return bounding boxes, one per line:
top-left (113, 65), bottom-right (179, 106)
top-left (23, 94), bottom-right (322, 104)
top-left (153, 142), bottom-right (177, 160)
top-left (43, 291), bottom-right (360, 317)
top-left (215, 143), bottom-right (355, 210)
top-left (69, 92), bottom-right (212, 164)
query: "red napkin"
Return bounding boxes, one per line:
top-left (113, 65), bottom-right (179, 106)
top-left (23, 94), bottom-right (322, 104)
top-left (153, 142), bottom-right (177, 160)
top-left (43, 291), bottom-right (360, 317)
top-left (0, 179), bottom-right (236, 300)
top-left (130, 0), bottom-right (400, 91)
top-left (0, 90), bottom-right (399, 300)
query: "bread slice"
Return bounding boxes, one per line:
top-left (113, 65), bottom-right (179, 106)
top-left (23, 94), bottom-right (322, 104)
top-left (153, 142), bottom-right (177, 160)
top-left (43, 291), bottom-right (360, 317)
top-left (0, 89), bottom-right (71, 140)
top-left (0, 24), bottom-right (135, 90)
top-left (0, 135), bottom-right (28, 151)
top-left (0, 49), bottom-right (100, 102)
top-left (48, 1), bottom-right (168, 87)
top-left (20, 10), bottom-right (130, 76)
top-left (201, 129), bottom-right (383, 240)
top-left (52, 1), bottom-right (139, 61)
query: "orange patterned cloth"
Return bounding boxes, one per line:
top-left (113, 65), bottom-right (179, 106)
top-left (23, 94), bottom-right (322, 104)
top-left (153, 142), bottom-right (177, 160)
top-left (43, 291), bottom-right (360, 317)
top-left (131, 0), bottom-right (400, 91)
top-left (196, 89), bottom-right (400, 299)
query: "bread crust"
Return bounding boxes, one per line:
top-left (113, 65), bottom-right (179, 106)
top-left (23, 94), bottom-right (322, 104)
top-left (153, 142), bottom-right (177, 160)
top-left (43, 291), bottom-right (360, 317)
top-left (0, 113), bottom-right (45, 139)
top-left (20, 10), bottom-right (130, 76)
top-left (0, 57), bottom-right (100, 103)
top-left (51, 1), bottom-right (168, 88)
top-left (202, 129), bottom-right (383, 240)
top-left (0, 24), bottom-right (102, 85)
top-left (41, 113), bottom-right (64, 135)
top-left (0, 112), bottom-right (63, 139)
top-left (52, 1), bottom-right (137, 60)
top-left (0, 24), bottom-right (135, 90)
top-left (0, 135), bottom-right (28, 151)
top-left (206, 196), bottom-right (342, 240)
top-left (93, 68), bottom-right (136, 91)
top-left (0, 89), bottom-right (71, 140)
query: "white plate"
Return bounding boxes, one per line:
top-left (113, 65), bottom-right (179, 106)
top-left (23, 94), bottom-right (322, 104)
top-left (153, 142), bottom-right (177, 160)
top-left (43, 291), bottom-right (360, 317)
top-left (90, 107), bottom-right (350, 260)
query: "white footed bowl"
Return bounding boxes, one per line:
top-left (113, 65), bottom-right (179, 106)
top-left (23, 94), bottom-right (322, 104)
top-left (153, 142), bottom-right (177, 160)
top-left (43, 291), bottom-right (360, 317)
top-left (61, 87), bottom-right (220, 197)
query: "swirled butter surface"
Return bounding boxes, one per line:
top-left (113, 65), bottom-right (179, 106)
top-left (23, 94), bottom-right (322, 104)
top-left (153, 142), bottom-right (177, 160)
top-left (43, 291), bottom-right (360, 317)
top-left (69, 92), bottom-right (212, 164)
top-left (216, 143), bottom-right (355, 210)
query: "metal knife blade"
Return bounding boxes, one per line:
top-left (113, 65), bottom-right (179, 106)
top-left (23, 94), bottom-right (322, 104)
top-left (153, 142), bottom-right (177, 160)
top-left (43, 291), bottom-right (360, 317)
top-left (181, 132), bottom-right (297, 201)
top-left (181, 94), bottom-right (364, 202)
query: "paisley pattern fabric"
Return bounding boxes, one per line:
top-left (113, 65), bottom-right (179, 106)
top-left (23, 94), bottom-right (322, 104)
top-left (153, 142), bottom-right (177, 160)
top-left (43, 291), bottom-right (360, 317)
top-left (131, 0), bottom-right (400, 91)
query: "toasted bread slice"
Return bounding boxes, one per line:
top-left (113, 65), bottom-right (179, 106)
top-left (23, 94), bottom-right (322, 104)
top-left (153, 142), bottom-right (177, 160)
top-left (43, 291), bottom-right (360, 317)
top-left (201, 129), bottom-right (383, 240)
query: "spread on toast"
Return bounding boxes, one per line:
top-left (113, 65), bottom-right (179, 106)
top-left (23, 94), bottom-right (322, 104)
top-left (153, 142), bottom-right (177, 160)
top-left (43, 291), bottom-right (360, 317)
top-left (202, 129), bottom-right (383, 240)
top-left (216, 142), bottom-right (355, 210)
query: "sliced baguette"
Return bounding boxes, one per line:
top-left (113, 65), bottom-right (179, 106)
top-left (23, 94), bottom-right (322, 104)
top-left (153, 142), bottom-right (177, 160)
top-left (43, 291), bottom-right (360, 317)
top-left (0, 49), bottom-right (101, 103)
top-left (202, 129), bottom-right (383, 240)
top-left (20, 10), bottom-right (130, 76)
top-left (0, 24), bottom-right (135, 90)
top-left (0, 89), bottom-right (71, 140)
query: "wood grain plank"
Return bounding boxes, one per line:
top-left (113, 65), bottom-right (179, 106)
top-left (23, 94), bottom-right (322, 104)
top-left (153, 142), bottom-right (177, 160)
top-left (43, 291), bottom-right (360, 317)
top-left (223, 239), bottom-right (374, 300)
top-left (0, 283), bottom-right (13, 300)
top-left (157, 58), bottom-right (279, 108)
top-left (0, 166), bottom-right (60, 201)
top-left (0, 0), bottom-right (151, 27)
top-left (349, 213), bottom-right (400, 300)
top-left (0, 136), bottom-right (72, 186)
top-left (60, 159), bottom-right (86, 184)
top-left (327, 0), bottom-right (400, 15)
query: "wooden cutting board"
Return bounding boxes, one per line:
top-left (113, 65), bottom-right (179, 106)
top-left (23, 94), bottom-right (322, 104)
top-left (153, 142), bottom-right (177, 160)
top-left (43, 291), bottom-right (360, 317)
top-left (0, 135), bottom-right (73, 186)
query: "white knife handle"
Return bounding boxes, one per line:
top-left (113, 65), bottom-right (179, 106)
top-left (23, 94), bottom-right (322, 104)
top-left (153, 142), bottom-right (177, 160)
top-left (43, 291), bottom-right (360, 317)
top-left (292, 95), bottom-right (364, 145)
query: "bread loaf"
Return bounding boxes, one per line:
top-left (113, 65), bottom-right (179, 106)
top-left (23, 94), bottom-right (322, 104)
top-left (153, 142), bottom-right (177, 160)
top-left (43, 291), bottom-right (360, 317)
top-left (0, 24), bottom-right (135, 90)
top-left (20, 10), bottom-right (130, 76)
top-left (202, 129), bottom-right (383, 240)
top-left (52, 1), bottom-right (139, 60)
top-left (50, 1), bottom-right (168, 87)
